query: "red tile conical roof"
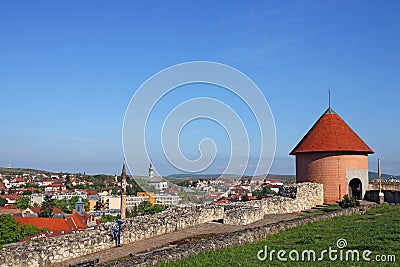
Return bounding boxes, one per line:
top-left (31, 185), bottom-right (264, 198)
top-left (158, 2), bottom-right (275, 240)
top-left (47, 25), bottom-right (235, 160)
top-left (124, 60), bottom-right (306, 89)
top-left (290, 108), bottom-right (374, 155)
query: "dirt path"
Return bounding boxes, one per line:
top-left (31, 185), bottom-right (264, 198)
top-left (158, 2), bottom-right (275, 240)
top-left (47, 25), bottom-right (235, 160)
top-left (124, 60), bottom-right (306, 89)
top-left (52, 213), bottom-right (300, 267)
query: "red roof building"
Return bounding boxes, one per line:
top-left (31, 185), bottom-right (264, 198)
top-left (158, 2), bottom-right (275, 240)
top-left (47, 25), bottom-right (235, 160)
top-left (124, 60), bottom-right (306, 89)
top-left (14, 211), bottom-right (98, 237)
top-left (14, 217), bottom-right (70, 231)
top-left (26, 207), bottom-right (66, 216)
top-left (0, 207), bottom-right (24, 215)
top-left (14, 198), bottom-right (99, 241)
top-left (291, 107), bottom-right (374, 203)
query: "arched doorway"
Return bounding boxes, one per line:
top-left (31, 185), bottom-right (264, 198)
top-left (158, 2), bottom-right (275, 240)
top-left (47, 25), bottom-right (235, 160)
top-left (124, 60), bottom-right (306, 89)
top-left (349, 178), bottom-right (362, 199)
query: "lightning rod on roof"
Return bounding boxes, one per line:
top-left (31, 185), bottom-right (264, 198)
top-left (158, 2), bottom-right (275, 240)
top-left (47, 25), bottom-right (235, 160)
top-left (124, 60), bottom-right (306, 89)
top-left (328, 90), bottom-right (331, 108)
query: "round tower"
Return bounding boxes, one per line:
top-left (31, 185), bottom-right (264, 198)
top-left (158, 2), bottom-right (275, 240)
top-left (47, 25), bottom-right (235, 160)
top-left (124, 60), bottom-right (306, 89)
top-left (290, 107), bottom-right (374, 203)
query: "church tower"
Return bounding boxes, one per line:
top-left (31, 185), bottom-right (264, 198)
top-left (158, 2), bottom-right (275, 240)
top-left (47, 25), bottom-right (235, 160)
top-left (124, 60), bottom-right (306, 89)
top-left (148, 162), bottom-right (154, 179)
top-left (75, 197), bottom-right (84, 217)
top-left (120, 163), bottom-right (127, 219)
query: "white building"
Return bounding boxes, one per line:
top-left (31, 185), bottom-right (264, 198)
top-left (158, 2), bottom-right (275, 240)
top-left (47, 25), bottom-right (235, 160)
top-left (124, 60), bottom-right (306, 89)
top-left (126, 195), bottom-right (149, 210)
top-left (44, 184), bottom-right (67, 192)
top-left (154, 194), bottom-right (180, 206)
top-left (30, 191), bottom-right (88, 206)
top-left (148, 177), bottom-right (168, 191)
top-left (99, 195), bottom-right (150, 211)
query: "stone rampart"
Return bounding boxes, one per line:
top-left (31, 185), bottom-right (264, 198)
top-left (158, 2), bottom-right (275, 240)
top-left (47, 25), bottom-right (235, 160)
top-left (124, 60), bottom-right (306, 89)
top-left (223, 182), bottom-right (323, 219)
top-left (223, 206), bottom-right (264, 225)
top-left (0, 205), bottom-right (224, 267)
top-left (0, 183), bottom-right (323, 267)
top-left (102, 205), bottom-right (371, 267)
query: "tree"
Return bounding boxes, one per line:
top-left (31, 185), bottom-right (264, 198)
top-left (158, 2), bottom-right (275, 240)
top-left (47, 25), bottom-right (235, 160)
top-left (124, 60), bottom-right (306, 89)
top-left (131, 201), bottom-right (166, 217)
top-left (99, 214), bottom-right (120, 223)
top-left (0, 214), bottom-right (45, 248)
top-left (54, 199), bottom-right (70, 213)
top-left (126, 187), bottom-right (137, 196)
top-left (0, 198), bottom-right (6, 207)
top-left (23, 190), bottom-right (33, 196)
top-left (252, 186), bottom-right (275, 199)
top-left (65, 174), bottom-right (72, 190)
top-left (13, 196), bottom-right (30, 209)
top-left (54, 196), bottom-right (90, 214)
top-left (127, 177), bottom-right (142, 193)
top-left (152, 204), bottom-right (166, 214)
top-left (111, 188), bottom-right (119, 195)
top-left (94, 200), bottom-right (103, 211)
top-left (39, 195), bottom-right (55, 218)
top-left (339, 194), bottom-right (360, 208)
top-left (69, 196), bottom-right (90, 212)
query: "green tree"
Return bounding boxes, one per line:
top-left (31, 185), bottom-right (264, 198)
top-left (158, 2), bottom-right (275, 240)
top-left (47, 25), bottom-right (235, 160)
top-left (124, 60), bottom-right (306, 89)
top-left (54, 199), bottom-right (70, 213)
top-left (13, 196), bottom-right (30, 209)
top-left (111, 188), bottom-right (119, 195)
top-left (94, 200), bottom-right (103, 211)
top-left (69, 196), bottom-right (90, 212)
top-left (54, 196), bottom-right (90, 214)
top-left (252, 186), bottom-right (275, 199)
top-left (23, 190), bottom-right (34, 196)
top-left (76, 184), bottom-right (86, 189)
top-left (127, 177), bottom-right (142, 193)
top-left (153, 204), bottom-right (166, 214)
top-left (339, 194), bottom-right (360, 208)
top-left (65, 174), bottom-right (72, 190)
top-left (133, 201), bottom-right (166, 216)
top-left (0, 198), bottom-right (6, 207)
top-left (126, 187), bottom-right (137, 196)
top-left (0, 215), bottom-right (45, 248)
top-left (99, 214), bottom-right (120, 223)
top-left (39, 195), bottom-right (55, 218)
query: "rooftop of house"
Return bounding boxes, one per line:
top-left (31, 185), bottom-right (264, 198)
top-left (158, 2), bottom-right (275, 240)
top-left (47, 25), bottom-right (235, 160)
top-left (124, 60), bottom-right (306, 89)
top-left (0, 207), bottom-right (24, 215)
top-left (14, 217), bottom-right (70, 231)
top-left (14, 211), bottom-right (98, 232)
top-left (148, 177), bottom-right (166, 183)
top-left (28, 207), bottom-right (66, 215)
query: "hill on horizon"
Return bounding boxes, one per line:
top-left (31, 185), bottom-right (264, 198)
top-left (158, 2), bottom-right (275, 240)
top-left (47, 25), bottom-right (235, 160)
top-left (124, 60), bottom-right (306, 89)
top-left (1, 167), bottom-right (399, 181)
top-left (368, 171), bottom-right (399, 181)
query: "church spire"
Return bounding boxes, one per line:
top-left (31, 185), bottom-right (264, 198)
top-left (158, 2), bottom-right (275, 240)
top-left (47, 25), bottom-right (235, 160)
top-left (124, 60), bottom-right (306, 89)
top-left (120, 162), bottom-right (127, 220)
top-left (148, 161), bottom-right (154, 179)
top-left (121, 163), bottom-right (126, 181)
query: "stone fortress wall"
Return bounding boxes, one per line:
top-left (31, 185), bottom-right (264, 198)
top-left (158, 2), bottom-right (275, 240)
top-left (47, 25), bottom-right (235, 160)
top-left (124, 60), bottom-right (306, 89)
top-left (0, 183), bottom-right (323, 267)
top-left (105, 205), bottom-right (370, 267)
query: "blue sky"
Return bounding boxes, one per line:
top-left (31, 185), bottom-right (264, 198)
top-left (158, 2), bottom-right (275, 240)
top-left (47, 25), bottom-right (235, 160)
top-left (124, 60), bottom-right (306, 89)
top-left (1, 1), bottom-right (399, 175)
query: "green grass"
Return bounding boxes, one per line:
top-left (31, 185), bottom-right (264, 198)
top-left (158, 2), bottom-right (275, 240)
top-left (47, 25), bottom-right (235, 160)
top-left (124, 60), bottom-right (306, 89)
top-left (161, 204), bottom-right (400, 266)
top-left (299, 204), bottom-right (342, 217)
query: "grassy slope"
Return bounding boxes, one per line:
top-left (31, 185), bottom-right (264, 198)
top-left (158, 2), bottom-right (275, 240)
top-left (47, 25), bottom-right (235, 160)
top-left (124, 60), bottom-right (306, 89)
top-left (162, 205), bottom-right (400, 266)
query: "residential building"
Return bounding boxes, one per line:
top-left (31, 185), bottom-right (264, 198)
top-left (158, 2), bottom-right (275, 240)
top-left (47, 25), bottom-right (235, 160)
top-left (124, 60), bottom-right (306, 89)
top-left (30, 191), bottom-right (88, 206)
top-left (148, 177), bottom-right (168, 191)
top-left (154, 194), bottom-right (180, 206)
top-left (126, 195), bottom-right (149, 210)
